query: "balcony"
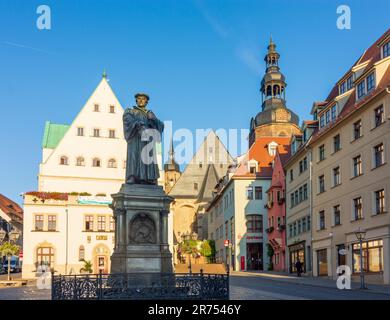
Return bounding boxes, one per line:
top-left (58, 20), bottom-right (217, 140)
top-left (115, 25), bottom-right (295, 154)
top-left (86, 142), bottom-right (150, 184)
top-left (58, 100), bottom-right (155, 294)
top-left (265, 226), bottom-right (274, 233)
top-left (264, 200), bottom-right (274, 209)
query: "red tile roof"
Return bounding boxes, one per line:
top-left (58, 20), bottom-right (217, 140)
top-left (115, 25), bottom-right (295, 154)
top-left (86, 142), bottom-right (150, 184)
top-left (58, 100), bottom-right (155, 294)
top-left (310, 28), bottom-right (390, 143)
top-left (0, 194), bottom-right (23, 222)
top-left (311, 65), bottom-right (390, 143)
top-left (319, 28), bottom-right (390, 111)
top-left (233, 137), bottom-right (291, 179)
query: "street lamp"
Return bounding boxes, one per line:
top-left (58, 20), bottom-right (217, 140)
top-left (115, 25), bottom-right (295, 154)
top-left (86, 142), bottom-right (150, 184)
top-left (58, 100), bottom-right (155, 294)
top-left (354, 228), bottom-right (367, 290)
top-left (9, 228), bottom-right (21, 244)
top-left (0, 228), bottom-right (6, 243)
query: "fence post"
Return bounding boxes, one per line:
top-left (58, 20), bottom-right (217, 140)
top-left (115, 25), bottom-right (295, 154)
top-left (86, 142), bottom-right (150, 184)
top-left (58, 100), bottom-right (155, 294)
top-left (73, 275), bottom-right (77, 299)
top-left (200, 268), bottom-right (204, 299)
top-left (226, 266), bottom-right (230, 300)
top-left (98, 270), bottom-right (103, 299)
top-left (51, 271), bottom-right (55, 300)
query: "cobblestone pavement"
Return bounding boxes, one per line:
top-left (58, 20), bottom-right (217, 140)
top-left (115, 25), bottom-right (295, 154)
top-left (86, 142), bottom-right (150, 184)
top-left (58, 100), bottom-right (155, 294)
top-left (0, 283), bottom-right (51, 300)
top-left (229, 272), bottom-right (390, 300)
top-left (1, 272), bottom-right (390, 300)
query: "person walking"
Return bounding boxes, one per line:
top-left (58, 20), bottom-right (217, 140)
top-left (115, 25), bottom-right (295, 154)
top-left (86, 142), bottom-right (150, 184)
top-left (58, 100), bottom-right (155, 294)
top-left (295, 258), bottom-right (303, 277)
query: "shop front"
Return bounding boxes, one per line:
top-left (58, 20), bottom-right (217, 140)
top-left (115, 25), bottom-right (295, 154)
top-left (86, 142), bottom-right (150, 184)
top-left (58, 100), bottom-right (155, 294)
top-left (288, 241), bottom-right (306, 273)
top-left (246, 234), bottom-right (263, 270)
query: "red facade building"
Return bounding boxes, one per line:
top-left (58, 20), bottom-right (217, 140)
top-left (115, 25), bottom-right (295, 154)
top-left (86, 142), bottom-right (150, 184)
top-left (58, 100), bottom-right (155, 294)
top-left (266, 150), bottom-right (290, 272)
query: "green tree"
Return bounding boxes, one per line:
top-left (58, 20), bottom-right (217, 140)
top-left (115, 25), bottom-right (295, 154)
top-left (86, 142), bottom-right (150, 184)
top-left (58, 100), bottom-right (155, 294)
top-left (266, 244), bottom-right (274, 271)
top-left (80, 260), bottom-right (93, 274)
top-left (0, 242), bottom-right (20, 281)
top-left (200, 240), bottom-right (216, 262)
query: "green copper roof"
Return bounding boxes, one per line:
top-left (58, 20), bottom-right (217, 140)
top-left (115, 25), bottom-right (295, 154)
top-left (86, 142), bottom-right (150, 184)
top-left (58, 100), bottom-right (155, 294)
top-left (42, 121), bottom-right (70, 149)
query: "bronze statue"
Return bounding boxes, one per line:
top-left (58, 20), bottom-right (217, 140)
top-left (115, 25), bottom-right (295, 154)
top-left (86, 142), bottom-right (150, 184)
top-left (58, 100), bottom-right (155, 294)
top-left (123, 93), bottom-right (164, 185)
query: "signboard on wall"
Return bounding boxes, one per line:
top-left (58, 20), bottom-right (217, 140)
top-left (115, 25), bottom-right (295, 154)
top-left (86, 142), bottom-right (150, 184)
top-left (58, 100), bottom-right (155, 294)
top-left (246, 234), bottom-right (262, 243)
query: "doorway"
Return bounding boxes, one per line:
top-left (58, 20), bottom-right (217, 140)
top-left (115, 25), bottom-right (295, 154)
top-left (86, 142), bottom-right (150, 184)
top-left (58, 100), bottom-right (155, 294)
top-left (246, 243), bottom-right (263, 270)
top-left (93, 244), bottom-right (110, 273)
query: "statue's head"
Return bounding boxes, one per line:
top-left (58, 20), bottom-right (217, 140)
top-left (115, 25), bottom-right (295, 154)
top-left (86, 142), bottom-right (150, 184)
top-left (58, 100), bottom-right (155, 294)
top-left (135, 93), bottom-right (149, 109)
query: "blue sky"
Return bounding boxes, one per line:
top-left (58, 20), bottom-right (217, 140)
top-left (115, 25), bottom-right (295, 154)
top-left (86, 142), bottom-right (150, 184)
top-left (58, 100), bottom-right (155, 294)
top-left (0, 0), bottom-right (389, 204)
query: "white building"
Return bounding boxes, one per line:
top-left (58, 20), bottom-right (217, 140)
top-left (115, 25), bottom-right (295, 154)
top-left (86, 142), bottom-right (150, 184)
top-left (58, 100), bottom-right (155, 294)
top-left (22, 74), bottom-right (165, 278)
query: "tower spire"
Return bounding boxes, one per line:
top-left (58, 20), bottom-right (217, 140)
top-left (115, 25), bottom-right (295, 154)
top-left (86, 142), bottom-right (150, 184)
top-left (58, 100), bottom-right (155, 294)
top-left (164, 138), bottom-right (180, 172)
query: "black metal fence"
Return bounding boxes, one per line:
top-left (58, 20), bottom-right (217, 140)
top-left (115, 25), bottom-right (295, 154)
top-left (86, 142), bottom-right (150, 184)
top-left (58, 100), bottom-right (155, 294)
top-left (51, 271), bottom-right (229, 300)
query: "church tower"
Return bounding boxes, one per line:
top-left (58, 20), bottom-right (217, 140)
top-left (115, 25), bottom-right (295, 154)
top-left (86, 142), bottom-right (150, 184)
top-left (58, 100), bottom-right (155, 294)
top-left (164, 139), bottom-right (181, 193)
top-left (249, 37), bottom-right (301, 147)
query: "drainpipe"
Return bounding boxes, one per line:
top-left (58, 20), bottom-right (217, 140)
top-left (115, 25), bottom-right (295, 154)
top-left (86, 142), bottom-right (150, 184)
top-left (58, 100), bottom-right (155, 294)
top-left (387, 88), bottom-right (390, 120)
top-left (65, 208), bottom-right (69, 274)
top-left (308, 147), bottom-right (314, 274)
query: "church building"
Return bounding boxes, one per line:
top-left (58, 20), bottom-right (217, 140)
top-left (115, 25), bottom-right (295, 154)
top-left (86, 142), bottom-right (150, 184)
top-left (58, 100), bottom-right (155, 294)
top-left (206, 38), bottom-right (301, 271)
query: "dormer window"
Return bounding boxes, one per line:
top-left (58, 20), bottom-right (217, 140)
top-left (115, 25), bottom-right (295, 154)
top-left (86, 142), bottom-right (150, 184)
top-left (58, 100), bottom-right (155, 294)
top-left (320, 115), bottom-right (325, 128)
top-left (339, 82), bottom-right (346, 95)
top-left (346, 76), bottom-right (353, 90)
top-left (325, 110), bottom-right (330, 125)
top-left (268, 142), bottom-right (278, 156)
top-left (247, 159), bottom-right (258, 173)
top-left (383, 41), bottom-right (390, 58)
top-left (366, 72), bottom-right (375, 92)
top-left (357, 81), bottom-right (366, 99)
top-left (331, 105), bottom-right (337, 121)
top-left (357, 72), bottom-right (375, 100)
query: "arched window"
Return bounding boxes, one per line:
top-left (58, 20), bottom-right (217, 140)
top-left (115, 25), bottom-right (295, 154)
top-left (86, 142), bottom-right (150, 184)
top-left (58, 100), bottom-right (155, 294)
top-left (93, 158), bottom-right (101, 167)
top-left (76, 157), bottom-right (85, 166)
top-left (79, 246), bottom-right (85, 261)
top-left (273, 85), bottom-right (280, 97)
top-left (266, 85), bottom-right (272, 97)
top-left (108, 158), bottom-right (117, 168)
top-left (60, 156), bottom-right (68, 165)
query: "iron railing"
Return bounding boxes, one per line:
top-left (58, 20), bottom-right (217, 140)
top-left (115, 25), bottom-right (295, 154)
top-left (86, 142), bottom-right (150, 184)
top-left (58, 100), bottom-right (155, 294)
top-left (51, 270), bottom-right (229, 300)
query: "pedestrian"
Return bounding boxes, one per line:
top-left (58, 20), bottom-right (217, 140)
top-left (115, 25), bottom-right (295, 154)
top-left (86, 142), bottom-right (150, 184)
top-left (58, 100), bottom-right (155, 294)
top-left (295, 258), bottom-right (303, 277)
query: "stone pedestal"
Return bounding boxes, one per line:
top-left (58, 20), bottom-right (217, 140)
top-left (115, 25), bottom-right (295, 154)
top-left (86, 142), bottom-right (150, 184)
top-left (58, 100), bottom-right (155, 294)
top-left (110, 183), bottom-right (174, 274)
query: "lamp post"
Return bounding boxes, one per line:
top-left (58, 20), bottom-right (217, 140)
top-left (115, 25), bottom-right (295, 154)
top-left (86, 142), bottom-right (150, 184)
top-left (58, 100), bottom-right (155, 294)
top-left (9, 228), bottom-right (21, 244)
top-left (0, 228), bottom-right (6, 244)
top-left (354, 228), bottom-right (367, 290)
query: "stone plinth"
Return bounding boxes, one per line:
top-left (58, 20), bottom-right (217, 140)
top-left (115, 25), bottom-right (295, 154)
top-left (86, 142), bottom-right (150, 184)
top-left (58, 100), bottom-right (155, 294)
top-left (110, 183), bottom-right (173, 274)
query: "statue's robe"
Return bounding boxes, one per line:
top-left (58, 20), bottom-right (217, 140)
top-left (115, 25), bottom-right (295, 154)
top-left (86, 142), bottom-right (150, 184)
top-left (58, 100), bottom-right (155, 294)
top-left (123, 106), bottom-right (164, 184)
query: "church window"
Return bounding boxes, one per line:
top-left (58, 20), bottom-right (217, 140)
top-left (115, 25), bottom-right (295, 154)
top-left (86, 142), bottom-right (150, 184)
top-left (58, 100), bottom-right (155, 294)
top-left (273, 85), bottom-right (280, 97)
top-left (93, 158), bottom-right (101, 167)
top-left (60, 156), bottom-right (68, 165)
top-left (266, 85), bottom-right (272, 97)
top-left (76, 157), bottom-right (85, 166)
top-left (108, 158), bottom-right (117, 168)
top-left (93, 128), bottom-right (100, 137)
top-left (94, 104), bottom-right (100, 112)
top-left (109, 105), bottom-right (115, 113)
top-left (77, 127), bottom-right (84, 136)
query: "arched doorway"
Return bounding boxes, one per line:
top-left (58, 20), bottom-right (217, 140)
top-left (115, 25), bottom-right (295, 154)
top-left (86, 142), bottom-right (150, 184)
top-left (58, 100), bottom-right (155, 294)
top-left (92, 244), bottom-right (110, 273)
